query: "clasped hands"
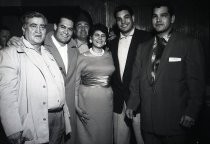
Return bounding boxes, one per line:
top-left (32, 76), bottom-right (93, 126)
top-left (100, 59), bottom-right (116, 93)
top-left (126, 108), bottom-right (195, 128)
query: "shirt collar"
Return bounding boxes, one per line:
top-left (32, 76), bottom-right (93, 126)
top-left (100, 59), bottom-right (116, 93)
top-left (21, 36), bottom-right (44, 51)
top-left (51, 35), bottom-right (67, 49)
top-left (75, 39), bottom-right (87, 48)
top-left (156, 28), bottom-right (173, 43)
top-left (120, 28), bottom-right (135, 39)
top-left (162, 34), bottom-right (171, 42)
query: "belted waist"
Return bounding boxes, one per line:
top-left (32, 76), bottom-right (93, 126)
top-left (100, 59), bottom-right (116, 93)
top-left (81, 75), bottom-right (111, 87)
top-left (48, 107), bottom-right (63, 113)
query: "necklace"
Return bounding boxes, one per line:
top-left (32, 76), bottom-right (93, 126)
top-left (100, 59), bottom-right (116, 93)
top-left (90, 48), bottom-right (104, 56)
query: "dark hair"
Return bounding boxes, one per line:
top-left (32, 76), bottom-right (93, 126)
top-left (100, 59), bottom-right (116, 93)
top-left (89, 23), bottom-right (108, 39)
top-left (55, 14), bottom-right (74, 25)
top-left (152, 1), bottom-right (175, 16)
top-left (114, 5), bottom-right (134, 18)
top-left (21, 11), bottom-right (48, 26)
top-left (75, 9), bottom-right (93, 27)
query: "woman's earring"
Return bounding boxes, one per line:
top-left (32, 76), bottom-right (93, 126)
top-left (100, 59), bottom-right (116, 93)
top-left (89, 39), bottom-right (92, 43)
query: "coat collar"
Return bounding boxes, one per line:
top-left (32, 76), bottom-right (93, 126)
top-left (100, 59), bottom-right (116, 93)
top-left (44, 31), bottom-right (77, 77)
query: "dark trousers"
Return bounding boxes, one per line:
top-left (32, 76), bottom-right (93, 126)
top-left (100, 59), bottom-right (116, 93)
top-left (0, 110), bottom-right (65, 144)
top-left (142, 131), bottom-right (188, 144)
top-left (196, 105), bottom-right (210, 144)
top-left (0, 121), bottom-right (9, 144)
top-left (48, 109), bottom-right (65, 144)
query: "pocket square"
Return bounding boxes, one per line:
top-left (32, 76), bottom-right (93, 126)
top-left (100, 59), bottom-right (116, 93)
top-left (169, 57), bottom-right (181, 62)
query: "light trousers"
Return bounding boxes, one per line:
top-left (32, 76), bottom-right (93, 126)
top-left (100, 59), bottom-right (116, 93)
top-left (114, 103), bottom-right (144, 144)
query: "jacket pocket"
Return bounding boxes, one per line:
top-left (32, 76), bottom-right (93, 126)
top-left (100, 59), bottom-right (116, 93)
top-left (22, 113), bottom-right (35, 141)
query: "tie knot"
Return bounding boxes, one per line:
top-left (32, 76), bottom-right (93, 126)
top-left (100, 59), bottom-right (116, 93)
top-left (157, 37), bottom-right (167, 46)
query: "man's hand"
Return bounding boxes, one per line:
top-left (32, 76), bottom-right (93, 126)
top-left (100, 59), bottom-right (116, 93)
top-left (180, 115), bottom-right (195, 128)
top-left (8, 131), bottom-right (24, 144)
top-left (126, 108), bottom-right (134, 119)
top-left (76, 107), bottom-right (90, 125)
top-left (7, 36), bottom-right (23, 47)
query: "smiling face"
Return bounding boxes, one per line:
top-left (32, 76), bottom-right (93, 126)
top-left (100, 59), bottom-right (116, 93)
top-left (75, 21), bottom-right (90, 41)
top-left (22, 17), bottom-right (47, 46)
top-left (54, 18), bottom-right (74, 46)
top-left (116, 10), bottom-right (134, 35)
top-left (91, 30), bottom-right (107, 49)
top-left (152, 6), bottom-right (175, 36)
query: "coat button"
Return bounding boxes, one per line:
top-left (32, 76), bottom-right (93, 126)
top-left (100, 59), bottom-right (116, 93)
top-left (43, 118), bottom-right (46, 121)
top-left (43, 102), bottom-right (46, 105)
top-left (43, 85), bottom-right (46, 88)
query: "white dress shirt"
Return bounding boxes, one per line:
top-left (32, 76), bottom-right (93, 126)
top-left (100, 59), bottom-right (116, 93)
top-left (118, 28), bottom-right (135, 80)
top-left (52, 35), bottom-right (68, 74)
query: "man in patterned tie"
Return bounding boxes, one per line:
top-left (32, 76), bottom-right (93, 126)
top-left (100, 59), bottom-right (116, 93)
top-left (150, 36), bottom-right (168, 84)
top-left (126, 1), bottom-right (205, 144)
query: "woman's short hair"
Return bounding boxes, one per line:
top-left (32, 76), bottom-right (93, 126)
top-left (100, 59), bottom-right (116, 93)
top-left (89, 23), bottom-right (108, 39)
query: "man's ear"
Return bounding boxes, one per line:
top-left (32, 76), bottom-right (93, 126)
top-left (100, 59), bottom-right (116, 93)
top-left (171, 15), bottom-right (175, 24)
top-left (89, 36), bottom-right (93, 43)
top-left (132, 15), bottom-right (135, 23)
top-left (22, 25), bottom-right (25, 34)
top-left (54, 24), bottom-right (57, 31)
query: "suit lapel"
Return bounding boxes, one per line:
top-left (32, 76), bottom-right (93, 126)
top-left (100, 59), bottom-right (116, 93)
top-left (66, 40), bottom-right (77, 78)
top-left (122, 30), bottom-right (137, 80)
top-left (46, 39), bottom-right (67, 77)
top-left (112, 37), bottom-right (122, 82)
top-left (23, 46), bottom-right (54, 78)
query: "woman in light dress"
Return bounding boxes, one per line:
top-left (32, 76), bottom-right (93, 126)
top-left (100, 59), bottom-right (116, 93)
top-left (75, 23), bottom-right (115, 144)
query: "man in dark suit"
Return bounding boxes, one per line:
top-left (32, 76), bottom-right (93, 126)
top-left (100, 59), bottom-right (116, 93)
top-left (109, 5), bottom-right (151, 144)
top-left (126, 2), bottom-right (205, 144)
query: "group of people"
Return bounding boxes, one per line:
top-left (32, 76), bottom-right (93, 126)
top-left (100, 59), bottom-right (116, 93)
top-left (0, 1), bottom-right (205, 144)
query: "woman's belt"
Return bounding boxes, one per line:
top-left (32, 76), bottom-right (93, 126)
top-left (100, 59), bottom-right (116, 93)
top-left (81, 75), bottom-right (111, 87)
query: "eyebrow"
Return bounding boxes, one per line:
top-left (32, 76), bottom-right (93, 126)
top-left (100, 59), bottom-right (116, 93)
top-left (28, 23), bottom-right (46, 25)
top-left (76, 23), bottom-right (89, 26)
top-left (60, 24), bottom-right (73, 28)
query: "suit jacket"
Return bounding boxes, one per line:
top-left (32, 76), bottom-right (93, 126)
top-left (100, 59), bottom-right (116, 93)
top-left (44, 32), bottom-right (79, 144)
top-left (128, 32), bottom-right (205, 135)
top-left (109, 28), bottom-right (152, 114)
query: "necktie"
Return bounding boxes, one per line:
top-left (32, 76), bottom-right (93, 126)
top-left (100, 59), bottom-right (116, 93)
top-left (151, 37), bottom-right (167, 84)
